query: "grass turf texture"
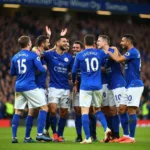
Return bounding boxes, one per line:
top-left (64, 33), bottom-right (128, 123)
top-left (0, 127), bottom-right (150, 150)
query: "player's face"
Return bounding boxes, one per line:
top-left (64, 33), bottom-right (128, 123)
top-left (28, 40), bottom-right (32, 50)
top-left (120, 37), bottom-right (128, 49)
top-left (65, 42), bottom-right (70, 52)
top-left (59, 38), bottom-right (68, 51)
top-left (72, 43), bottom-right (81, 56)
top-left (44, 39), bottom-right (50, 50)
top-left (97, 37), bottom-right (105, 49)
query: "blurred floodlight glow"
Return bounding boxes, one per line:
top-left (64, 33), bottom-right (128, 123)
top-left (3, 4), bottom-right (21, 8)
top-left (52, 7), bottom-right (68, 12)
top-left (139, 14), bottom-right (150, 19)
top-left (96, 11), bottom-right (111, 15)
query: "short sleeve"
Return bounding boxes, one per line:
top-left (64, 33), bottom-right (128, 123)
top-left (124, 50), bottom-right (138, 60)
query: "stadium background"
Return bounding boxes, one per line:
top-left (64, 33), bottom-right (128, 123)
top-left (0, 0), bottom-right (150, 127)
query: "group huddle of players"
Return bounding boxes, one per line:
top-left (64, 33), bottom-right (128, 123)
top-left (10, 26), bottom-right (143, 144)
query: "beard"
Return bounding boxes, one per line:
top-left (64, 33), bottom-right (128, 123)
top-left (60, 45), bottom-right (66, 51)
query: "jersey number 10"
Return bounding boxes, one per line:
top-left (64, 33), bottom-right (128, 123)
top-left (17, 59), bottom-right (27, 74)
top-left (85, 57), bottom-right (99, 72)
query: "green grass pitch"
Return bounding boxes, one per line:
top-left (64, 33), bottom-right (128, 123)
top-left (0, 127), bottom-right (150, 150)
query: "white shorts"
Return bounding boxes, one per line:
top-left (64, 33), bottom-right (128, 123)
top-left (72, 92), bottom-right (79, 107)
top-left (112, 87), bottom-right (128, 107)
top-left (126, 86), bottom-right (144, 107)
top-left (14, 88), bottom-right (47, 109)
top-left (101, 84), bottom-right (115, 107)
top-left (48, 87), bottom-right (70, 109)
top-left (79, 90), bottom-right (102, 108)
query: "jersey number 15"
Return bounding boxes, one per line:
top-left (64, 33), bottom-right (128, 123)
top-left (17, 59), bottom-right (27, 74)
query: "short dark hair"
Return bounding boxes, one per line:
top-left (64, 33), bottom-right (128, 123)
top-left (84, 34), bottom-right (95, 46)
top-left (73, 41), bottom-right (84, 49)
top-left (123, 34), bottom-right (135, 45)
top-left (18, 36), bottom-right (30, 48)
top-left (98, 35), bottom-right (110, 45)
top-left (56, 36), bottom-right (67, 42)
top-left (37, 35), bottom-right (49, 46)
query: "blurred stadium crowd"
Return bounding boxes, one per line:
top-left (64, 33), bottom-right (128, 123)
top-left (0, 11), bottom-right (150, 119)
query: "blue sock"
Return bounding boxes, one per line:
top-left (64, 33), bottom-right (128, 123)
top-left (111, 115), bottom-right (120, 138)
top-left (111, 115), bottom-right (120, 132)
top-left (106, 116), bottom-right (112, 130)
top-left (57, 117), bottom-right (66, 136)
top-left (45, 113), bottom-right (50, 130)
top-left (37, 110), bottom-right (47, 134)
top-left (82, 114), bottom-right (90, 139)
top-left (129, 114), bottom-right (137, 138)
top-left (75, 114), bottom-right (82, 136)
top-left (119, 113), bottom-right (129, 136)
top-left (50, 115), bottom-right (57, 134)
top-left (12, 114), bottom-right (20, 138)
top-left (96, 111), bottom-right (107, 131)
top-left (89, 114), bottom-right (97, 138)
top-left (25, 115), bottom-right (34, 138)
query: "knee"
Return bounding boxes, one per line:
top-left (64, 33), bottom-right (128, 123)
top-left (127, 107), bottom-right (137, 115)
top-left (60, 109), bottom-right (68, 118)
top-left (119, 105), bottom-right (127, 114)
top-left (109, 106), bottom-right (117, 116)
top-left (41, 105), bottom-right (48, 112)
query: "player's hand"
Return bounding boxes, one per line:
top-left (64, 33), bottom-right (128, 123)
top-left (73, 85), bottom-right (78, 94)
top-left (43, 65), bottom-right (47, 71)
top-left (45, 26), bottom-right (51, 37)
top-left (110, 46), bottom-right (119, 56)
top-left (60, 28), bottom-right (67, 36)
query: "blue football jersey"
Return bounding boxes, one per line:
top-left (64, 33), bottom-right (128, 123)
top-left (123, 47), bottom-right (144, 88)
top-left (43, 51), bottom-right (73, 89)
top-left (101, 72), bottom-right (108, 85)
top-left (35, 59), bottom-right (47, 89)
top-left (72, 48), bottom-right (107, 90)
top-left (104, 48), bottom-right (126, 90)
top-left (10, 50), bottom-right (46, 92)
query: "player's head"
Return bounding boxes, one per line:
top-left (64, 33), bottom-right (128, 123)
top-left (72, 41), bottom-right (84, 56)
top-left (97, 35), bottom-right (110, 49)
top-left (120, 34), bottom-right (135, 50)
top-left (18, 35), bottom-right (32, 50)
top-left (84, 34), bottom-right (95, 47)
top-left (37, 35), bottom-right (50, 50)
top-left (65, 40), bottom-right (70, 52)
top-left (56, 36), bottom-right (68, 51)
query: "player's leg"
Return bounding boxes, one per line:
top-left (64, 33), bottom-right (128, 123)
top-left (73, 92), bottom-right (82, 142)
top-left (89, 106), bottom-right (97, 141)
top-left (48, 102), bottom-right (58, 142)
top-left (115, 87), bottom-right (129, 142)
top-left (57, 107), bottom-right (68, 142)
top-left (24, 88), bottom-right (51, 142)
top-left (109, 90), bottom-right (120, 141)
top-left (120, 87), bottom-right (144, 143)
top-left (57, 92), bottom-right (70, 142)
top-left (12, 92), bottom-right (26, 143)
top-left (24, 108), bottom-right (38, 143)
top-left (47, 87), bottom-right (59, 142)
top-left (80, 90), bottom-right (92, 144)
top-left (93, 90), bottom-right (111, 143)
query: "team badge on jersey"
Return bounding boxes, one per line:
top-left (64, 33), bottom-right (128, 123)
top-left (125, 52), bottom-right (130, 56)
top-left (37, 57), bottom-right (40, 61)
top-left (64, 57), bottom-right (69, 62)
